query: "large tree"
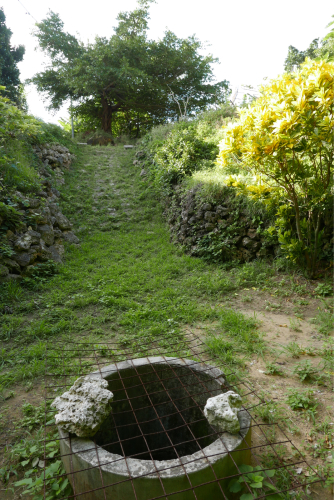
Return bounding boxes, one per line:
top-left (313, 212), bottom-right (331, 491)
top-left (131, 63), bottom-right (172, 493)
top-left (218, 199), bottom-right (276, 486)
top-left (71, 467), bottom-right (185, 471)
top-left (284, 38), bottom-right (320, 72)
top-left (0, 8), bottom-right (25, 106)
top-left (284, 15), bottom-right (334, 72)
top-left (31, 0), bottom-right (230, 135)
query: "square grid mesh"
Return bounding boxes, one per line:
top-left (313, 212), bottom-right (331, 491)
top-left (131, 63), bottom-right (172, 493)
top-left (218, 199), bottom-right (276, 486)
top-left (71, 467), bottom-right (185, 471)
top-left (43, 333), bottom-right (323, 499)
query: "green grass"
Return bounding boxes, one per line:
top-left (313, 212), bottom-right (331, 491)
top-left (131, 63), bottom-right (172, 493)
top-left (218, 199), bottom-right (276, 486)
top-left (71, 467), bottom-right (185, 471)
top-left (311, 310), bottom-right (334, 336)
top-left (0, 145), bottom-right (242, 393)
top-left (206, 308), bottom-right (264, 374)
top-left (1, 143), bottom-right (332, 498)
top-left (0, 142), bottom-right (329, 399)
top-left (0, 144), bottom-right (316, 396)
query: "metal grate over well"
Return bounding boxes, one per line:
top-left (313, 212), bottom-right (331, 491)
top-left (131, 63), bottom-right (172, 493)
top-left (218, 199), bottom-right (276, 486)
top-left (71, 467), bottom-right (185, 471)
top-left (43, 333), bottom-right (323, 499)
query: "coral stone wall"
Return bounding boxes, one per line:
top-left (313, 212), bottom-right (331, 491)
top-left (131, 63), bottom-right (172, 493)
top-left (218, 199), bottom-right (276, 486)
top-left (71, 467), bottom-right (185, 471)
top-left (166, 186), bottom-right (276, 262)
top-left (0, 143), bottom-right (79, 281)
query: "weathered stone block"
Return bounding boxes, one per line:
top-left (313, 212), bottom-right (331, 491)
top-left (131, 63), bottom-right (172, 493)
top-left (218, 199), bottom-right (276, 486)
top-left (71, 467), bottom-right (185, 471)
top-left (2, 258), bottom-right (20, 273)
top-left (38, 224), bottom-right (55, 246)
top-left (247, 228), bottom-right (260, 240)
top-left (28, 198), bottom-right (41, 209)
top-left (55, 213), bottom-right (72, 230)
top-left (62, 231), bottom-right (80, 245)
top-left (27, 230), bottom-right (41, 245)
top-left (14, 233), bottom-right (32, 251)
top-left (216, 206), bottom-right (229, 216)
top-left (38, 240), bottom-right (53, 261)
top-left (0, 264), bottom-right (9, 277)
top-left (13, 252), bottom-right (32, 267)
top-left (204, 211), bottom-right (216, 221)
top-left (204, 391), bottom-right (242, 434)
top-left (48, 245), bottom-right (62, 263)
top-left (241, 248), bottom-right (252, 261)
top-left (52, 376), bottom-right (114, 437)
top-left (54, 243), bottom-right (65, 256)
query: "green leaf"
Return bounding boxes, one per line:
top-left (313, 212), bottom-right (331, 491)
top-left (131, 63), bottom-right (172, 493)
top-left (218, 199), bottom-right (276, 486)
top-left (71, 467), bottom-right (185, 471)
top-left (240, 494), bottom-right (257, 500)
top-left (14, 478), bottom-right (33, 487)
top-left (265, 469), bottom-right (275, 478)
top-left (229, 480), bottom-right (242, 493)
top-left (46, 441), bottom-right (57, 448)
top-left (59, 478), bottom-right (69, 491)
top-left (47, 450), bottom-right (58, 458)
top-left (20, 460), bottom-right (30, 467)
top-left (45, 460), bottom-right (61, 476)
top-left (250, 482), bottom-right (263, 488)
top-left (264, 481), bottom-right (278, 490)
top-left (239, 465), bottom-right (253, 473)
top-left (252, 475), bottom-right (264, 483)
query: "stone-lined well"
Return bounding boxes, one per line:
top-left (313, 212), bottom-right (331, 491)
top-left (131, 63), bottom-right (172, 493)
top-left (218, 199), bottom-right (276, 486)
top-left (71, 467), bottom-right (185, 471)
top-left (58, 357), bottom-right (251, 500)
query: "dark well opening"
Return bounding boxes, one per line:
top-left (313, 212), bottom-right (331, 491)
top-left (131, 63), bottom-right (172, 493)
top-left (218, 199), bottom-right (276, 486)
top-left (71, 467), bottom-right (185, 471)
top-left (94, 362), bottom-right (222, 461)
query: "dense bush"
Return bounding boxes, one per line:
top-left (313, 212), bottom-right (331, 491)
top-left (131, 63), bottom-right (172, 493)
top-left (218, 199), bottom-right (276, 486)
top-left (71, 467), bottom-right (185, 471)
top-left (218, 59), bottom-right (334, 277)
top-left (152, 125), bottom-right (218, 188)
top-left (0, 91), bottom-right (76, 198)
top-left (140, 81), bottom-right (333, 272)
top-left (143, 105), bottom-right (236, 194)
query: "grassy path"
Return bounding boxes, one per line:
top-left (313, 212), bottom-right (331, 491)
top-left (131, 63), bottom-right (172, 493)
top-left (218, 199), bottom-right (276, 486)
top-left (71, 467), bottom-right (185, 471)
top-left (0, 145), bottom-right (332, 499)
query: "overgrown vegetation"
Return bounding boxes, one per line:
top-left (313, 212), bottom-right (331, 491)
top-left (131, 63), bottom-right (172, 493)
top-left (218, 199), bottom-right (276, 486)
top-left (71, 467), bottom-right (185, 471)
top-left (0, 90), bottom-right (79, 267)
top-left (139, 58), bottom-right (333, 277)
top-left (0, 8), bottom-right (333, 499)
top-left (1, 142), bottom-right (333, 499)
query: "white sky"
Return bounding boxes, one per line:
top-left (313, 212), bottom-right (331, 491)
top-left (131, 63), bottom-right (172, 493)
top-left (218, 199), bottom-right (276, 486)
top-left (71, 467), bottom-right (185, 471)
top-left (2, 0), bottom-right (333, 125)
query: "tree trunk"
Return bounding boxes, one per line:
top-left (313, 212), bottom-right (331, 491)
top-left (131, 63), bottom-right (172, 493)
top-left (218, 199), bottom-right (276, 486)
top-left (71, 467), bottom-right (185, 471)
top-left (101, 97), bottom-right (112, 133)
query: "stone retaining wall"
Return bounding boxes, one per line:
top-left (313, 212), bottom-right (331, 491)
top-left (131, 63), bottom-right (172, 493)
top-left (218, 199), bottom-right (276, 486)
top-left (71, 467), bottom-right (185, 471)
top-left (0, 143), bottom-right (79, 281)
top-left (165, 186), bottom-right (276, 262)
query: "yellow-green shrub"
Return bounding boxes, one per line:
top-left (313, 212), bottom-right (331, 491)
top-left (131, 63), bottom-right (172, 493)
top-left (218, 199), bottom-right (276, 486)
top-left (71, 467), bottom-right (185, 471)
top-left (218, 59), bottom-right (334, 276)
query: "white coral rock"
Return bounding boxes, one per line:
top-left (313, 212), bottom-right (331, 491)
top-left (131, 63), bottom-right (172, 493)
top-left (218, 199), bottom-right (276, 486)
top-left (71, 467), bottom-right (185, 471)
top-left (52, 376), bottom-right (113, 437)
top-left (204, 391), bottom-right (242, 435)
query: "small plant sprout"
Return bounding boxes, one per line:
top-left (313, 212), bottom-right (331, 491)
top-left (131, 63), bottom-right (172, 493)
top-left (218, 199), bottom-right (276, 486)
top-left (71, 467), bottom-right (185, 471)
top-left (289, 317), bottom-right (302, 332)
top-left (287, 388), bottom-right (318, 411)
top-left (293, 360), bottom-right (319, 382)
top-left (227, 464), bottom-right (282, 499)
top-left (265, 362), bottom-right (284, 376)
top-left (314, 283), bottom-right (333, 297)
top-left (284, 342), bottom-right (304, 358)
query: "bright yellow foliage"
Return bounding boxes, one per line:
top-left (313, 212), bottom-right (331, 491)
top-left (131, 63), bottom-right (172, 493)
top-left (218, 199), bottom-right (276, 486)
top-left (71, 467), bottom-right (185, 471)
top-left (218, 59), bottom-right (333, 184)
top-left (218, 59), bottom-right (334, 277)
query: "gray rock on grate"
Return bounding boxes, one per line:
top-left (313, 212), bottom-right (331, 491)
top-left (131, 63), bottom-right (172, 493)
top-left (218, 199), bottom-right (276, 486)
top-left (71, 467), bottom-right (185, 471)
top-left (204, 391), bottom-right (242, 435)
top-left (52, 376), bottom-right (114, 437)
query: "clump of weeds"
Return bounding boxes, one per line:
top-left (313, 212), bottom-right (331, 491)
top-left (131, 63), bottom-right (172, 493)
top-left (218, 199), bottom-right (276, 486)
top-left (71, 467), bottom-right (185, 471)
top-left (265, 362), bottom-right (285, 376)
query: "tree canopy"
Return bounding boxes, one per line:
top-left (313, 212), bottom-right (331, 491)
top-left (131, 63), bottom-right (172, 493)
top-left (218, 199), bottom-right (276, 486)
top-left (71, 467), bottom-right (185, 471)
top-left (0, 8), bottom-right (25, 106)
top-left (30, 0), bottom-right (230, 135)
top-left (284, 15), bottom-right (334, 72)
